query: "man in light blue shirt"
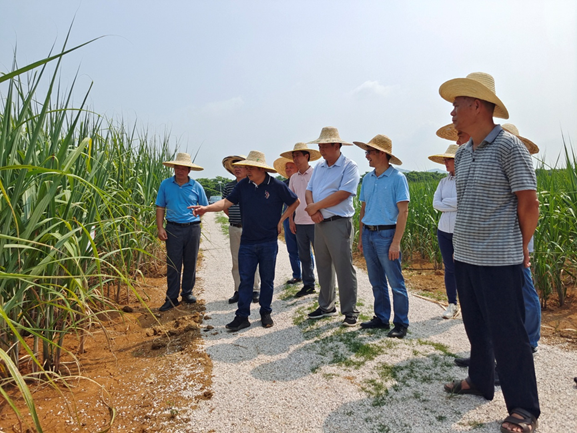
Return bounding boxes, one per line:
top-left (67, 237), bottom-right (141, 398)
top-left (304, 126), bottom-right (360, 326)
top-left (355, 135), bottom-right (410, 338)
top-left (156, 153), bottom-right (208, 312)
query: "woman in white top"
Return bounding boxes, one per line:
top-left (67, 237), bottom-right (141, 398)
top-left (429, 145), bottom-right (459, 319)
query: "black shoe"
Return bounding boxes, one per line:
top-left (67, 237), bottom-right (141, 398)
top-left (286, 277), bottom-right (302, 285)
top-left (308, 307), bottom-right (338, 319)
top-left (182, 294), bottom-right (197, 304)
top-left (261, 313), bottom-right (274, 328)
top-left (342, 316), bottom-right (358, 327)
top-left (574, 377), bottom-right (577, 385)
top-left (360, 316), bottom-right (390, 329)
top-left (226, 316), bottom-right (250, 332)
top-left (387, 325), bottom-right (407, 339)
top-left (454, 357), bottom-right (471, 368)
top-left (252, 291), bottom-right (260, 303)
top-left (494, 369), bottom-right (500, 386)
top-left (294, 286), bottom-right (315, 298)
top-left (159, 299), bottom-right (179, 312)
top-left (228, 291), bottom-right (239, 304)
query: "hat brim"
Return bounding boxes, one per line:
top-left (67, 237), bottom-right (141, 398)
top-left (428, 154), bottom-right (455, 165)
top-left (439, 78), bottom-right (509, 119)
top-left (280, 148), bottom-right (322, 161)
top-left (233, 160), bottom-right (276, 173)
top-left (517, 135), bottom-right (539, 155)
top-left (273, 158), bottom-right (292, 178)
top-left (163, 162), bottom-right (204, 171)
top-left (306, 139), bottom-right (353, 146)
top-left (222, 155), bottom-right (246, 175)
top-left (353, 141), bottom-right (402, 165)
top-left (436, 124), bottom-right (459, 142)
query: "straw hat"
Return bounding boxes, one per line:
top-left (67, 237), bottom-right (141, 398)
top-left (232, 150), bottom-right (277, 172)
top-left (307, 126), bottom-right (353, 146)
top-left (273, 157), bottom-right (294, 178)
top-left (428, 144), bottom-right (460, 165)
top-left (439, 72), bottom-right (509, 119)
top-left (353, 134), bottom-right (402, 165)
top-left (502, 124), bottom-right (539, 155)
top-left (163, 153), bottom-right (204, 171)
top-left (280, 142), bottom-right (322, 161)
top-left (222, 155), bottom-right (246, 175)
top-left (436, 124), bottom-right (459, 142)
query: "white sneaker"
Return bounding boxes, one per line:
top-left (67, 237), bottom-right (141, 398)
top-left (442, 303), bottom-right (459, 319)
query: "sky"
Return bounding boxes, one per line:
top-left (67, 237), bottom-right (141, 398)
top-left (1, 0), bottom-right (576, 178)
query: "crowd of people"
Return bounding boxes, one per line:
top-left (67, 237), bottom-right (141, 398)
top-left (155, 72), bottom-right (545, 432)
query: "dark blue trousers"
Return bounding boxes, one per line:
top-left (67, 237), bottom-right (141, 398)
top-left (437, 229), bottom-right (457, 304)
top-left (165, 222), bottom-right (201, 302)
top-left (283, 218), bottom-right (301, 279)
top-left (455, 261), bottom-right (540, 418)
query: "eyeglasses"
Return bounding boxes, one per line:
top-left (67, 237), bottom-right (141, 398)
top-left (365, 149), bottom-right (380, 156)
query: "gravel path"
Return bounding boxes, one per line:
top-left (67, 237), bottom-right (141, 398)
top-left (180, 212), bottom-right (577, 432)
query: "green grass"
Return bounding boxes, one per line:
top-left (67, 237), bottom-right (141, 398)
top-left (215, 212), bottom-right (230, 236)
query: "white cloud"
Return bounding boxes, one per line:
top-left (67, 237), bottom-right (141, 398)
top-left (202, 96), bottom-right (244, 115)
top-left (350, 80), bottom-right (393, 98)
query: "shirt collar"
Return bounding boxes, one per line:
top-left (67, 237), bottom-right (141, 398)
top-left (172, 176), bottom-right (192, 186)
top-left (249, 173), bottom-right (271, 188)
top-left (370, 165), bottom-right (394, 179)
top-left (464, 124), bottom-right (503, 151)
top-left (320, 153), bottom-right (345, 168)
top-left (297, 166), bottom-right (313, 176)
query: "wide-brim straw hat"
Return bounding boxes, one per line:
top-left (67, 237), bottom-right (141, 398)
top-left (232, 150), bottom-right (277, 172)
top-left (163, 152), bottom-right (204, 171)
top-left (307, 126), bottom-right (353, 146)
top-left (280, 142), bottom-right (322, 161)
top-left (436, 124), bottom-right (459, 142)
top-left (439, 72), bottom-right (509, 119)
top-left (273, 157), bottom-right (293, 178)
top-left (222, 155), bottom-right (246, 175)
top-left (353, 134), bottom-right (402, 165)
top-left (428, 144), bottom-right (460, 164)
top-left (502, 124), bottom-right (539, 155)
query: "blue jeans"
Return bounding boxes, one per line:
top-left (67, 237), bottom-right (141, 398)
top-left (283, 218), bottom-right (301, 279)
top-left (523, 266), bottom-right (541, 349)
top-left (362, 229), bottom-right (409, 328)
top-left (437, 229), bottom-right (457, 304)
top-left (237, 241), bottom-right (278, 318)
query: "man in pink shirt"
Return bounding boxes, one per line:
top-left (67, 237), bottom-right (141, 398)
top-left (280, 143), bottom-right (322, 297)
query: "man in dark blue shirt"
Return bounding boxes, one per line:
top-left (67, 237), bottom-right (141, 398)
top-left (156, 153), bottom-right (208, 312)
top-left (192, 151), bottom-right (299, 331)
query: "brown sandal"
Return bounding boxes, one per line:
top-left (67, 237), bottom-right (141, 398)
top-left (443, 376), bottom-right (483, 396)
top-left (500, 408), bottom-right (538, 433)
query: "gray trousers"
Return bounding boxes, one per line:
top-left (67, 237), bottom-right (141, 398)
top-left (314, 217), bottom-right (358, 317)
top-left (296, 224), bottom-right (316, 287)
top-left (229, 225), bottom-right (260, 292)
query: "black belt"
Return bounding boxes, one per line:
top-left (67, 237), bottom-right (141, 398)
top-left (166, 220), bottom-right (200, 227)
top-left (364, 224), bottom-right (396, 231)
top-left (321, 215), bottom-right (345, 223)
top-left (230, 223), bottom-right (242, 228)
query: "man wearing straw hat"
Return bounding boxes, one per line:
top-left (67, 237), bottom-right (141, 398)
top-left (274, 156), bottom-right (303, 287)
top-left (192, 151), bottom-right (299, 331)
top-left (436, 124), bottom-right (542, 360)
top-left (156, 153), bottom-right (208, 312)
top-left (439, 72), bottom-right (540, 433)
top-left (221, 155), bottom-right (260, 304)
top-left (354, 135), bottom-right (410, 338)
top-left (305, 127), bottom-right (360, 326)
top-left (280, 143), bottom-right (323, 298)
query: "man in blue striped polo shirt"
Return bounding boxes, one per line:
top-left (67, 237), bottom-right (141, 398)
top-left (156, 153), bottom-right (208, 312)
top-left (439, 72), bottom-right (540, 433)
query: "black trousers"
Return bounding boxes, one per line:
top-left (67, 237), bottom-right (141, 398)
top-left (165, 223), bottom-right (201, 301)
top-left (455, 261), bottom-right (540, 418)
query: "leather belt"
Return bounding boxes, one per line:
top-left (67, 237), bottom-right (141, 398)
top-left (230, 223), bottom-right (242, 228)
top-left (321, 215), bottom-right (344, 223)
top-left (166, 220), bottom-right (200, 227)
top-left (364, 224), bottom-right (396, 231)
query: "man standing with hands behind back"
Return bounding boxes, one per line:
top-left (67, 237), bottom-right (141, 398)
top-left (304, 126), bottom-right (360, 327)
top-left (156, 153), bottom-right (208, 312)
